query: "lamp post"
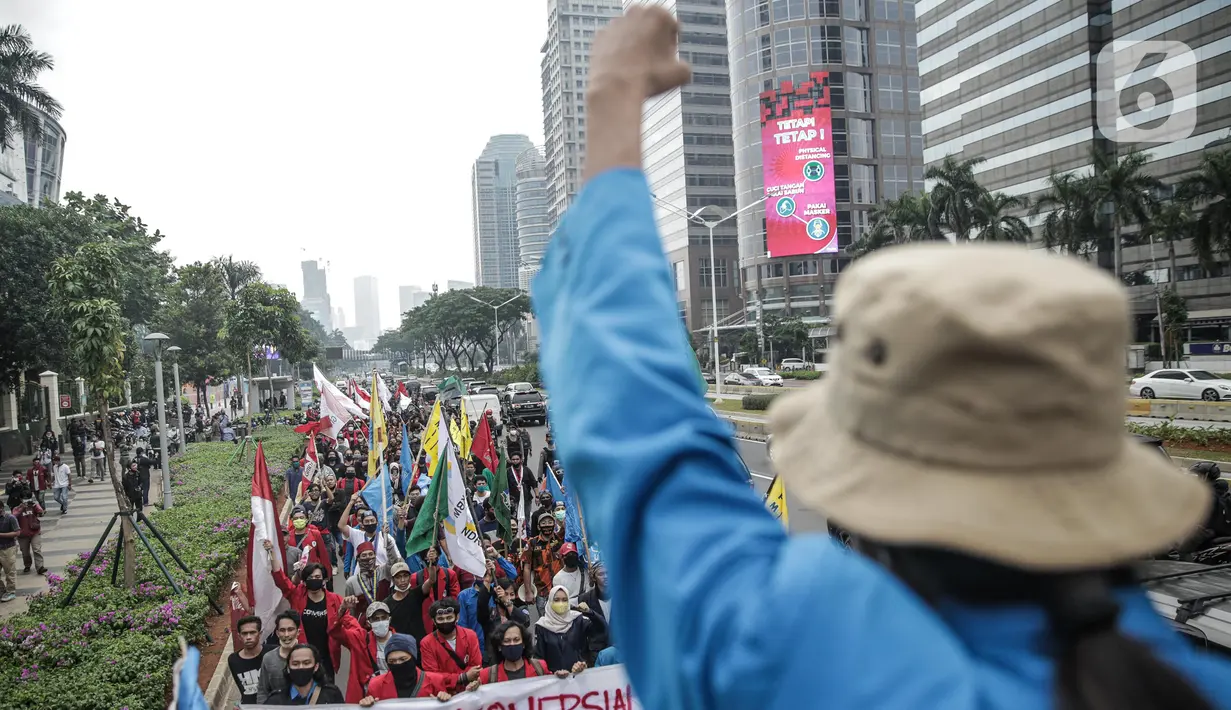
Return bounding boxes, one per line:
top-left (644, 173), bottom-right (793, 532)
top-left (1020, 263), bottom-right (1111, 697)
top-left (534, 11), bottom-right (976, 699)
top-left (144, 332), bottom-right (172, 509)
top-left (165, 346), bottom-right (186, 458)
top-left (464, 294), bottom-right (522, 370)
top-left (652, 195), bottom-right (768, 403)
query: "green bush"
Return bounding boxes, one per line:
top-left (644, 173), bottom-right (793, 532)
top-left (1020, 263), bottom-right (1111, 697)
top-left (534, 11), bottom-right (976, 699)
top-left (1127, 420), bottom-right (1231, 449)
top-left (0, 427), bottom-right (300, 709)
top-left (742, 393), bottom-right (782, 410)
top-left (778, 370), bottom-right (822, 380)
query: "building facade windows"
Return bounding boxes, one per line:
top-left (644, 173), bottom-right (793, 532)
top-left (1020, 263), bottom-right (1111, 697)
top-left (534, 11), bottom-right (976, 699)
top-left (875, 29), bottom-right (901, 67)
top-left (881, 119), bottom-right (907, 156)
top-left (700, 257), bottom-right (730, 288)
top-left (810, 25), bottom-right (843, 64)
top-left (878, 73), bottom-right (905, 111)
top-left (844, 27), bottom-right (869, 66)
top-left (849, 117), bottom-right (875, 158)
top-left (774, 26), bottom-right (809, 68)
top-left (851, 164), bottom-right (877, 204)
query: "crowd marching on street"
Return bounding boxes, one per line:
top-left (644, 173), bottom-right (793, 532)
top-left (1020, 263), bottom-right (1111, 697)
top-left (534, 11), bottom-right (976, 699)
top-left (224, 371), bottom-right (614, 706)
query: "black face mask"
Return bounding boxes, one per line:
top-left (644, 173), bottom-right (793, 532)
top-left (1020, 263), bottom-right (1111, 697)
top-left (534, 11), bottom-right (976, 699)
top-left (305, 578), bottom-right (325, 591)
top-left (288, 667), bottom-right (316, 687)
top-left (390, 661), bottom-right (418, 684)
top-left (500, 644), bottom-right (525, 662)
top-left (435, 622), bottom-right (456, 636)
top-left (363, 522), bottom-right (378, 535)
top-left (344, 470), bottom-right (355, 479)
top-left (564, 554), bottom-right (580, 568)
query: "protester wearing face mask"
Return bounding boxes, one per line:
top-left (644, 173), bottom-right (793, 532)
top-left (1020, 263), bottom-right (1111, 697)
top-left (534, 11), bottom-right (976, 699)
top-left (286, 457), bottom-right (304, 507)
top-left (505, 452), bottom-right (536, 530)
top-left (345, 541), bottom-right (393, 621)
top-left (287, 507), bottom-right (332, 586)
top-left (339, 494), bottom-right (403, 572)
top-left (386, 561), bottom-right (429, 642)
top-left (256, 611), bottom-right (306, 703)
top-left (263, 643), bottom-right (344, 706)
top-left (551, 543), bottom-right (587, 605)
top-left (466, 620), bottom-right (550, 690)
top-left (531, 8), bottom-right (1231, 710)
top-left (331, 464), bottom-right (363, 552)
top-left (358, 634), bottom-right (460, 704)
top-left (534, 585), bottom-right (599, 674)
top-left (265, 540), bottom-right (344, 675)
top-left (476, 567), bottom-right (532, 663)
top-left (329, 599), bottom-right (403, 703)
top-left (419, 597), bottom-right (483, 679)
top-left (519, 512), bottom-right (563, 614)
top-left (577, 561), bottom-right (611, 660)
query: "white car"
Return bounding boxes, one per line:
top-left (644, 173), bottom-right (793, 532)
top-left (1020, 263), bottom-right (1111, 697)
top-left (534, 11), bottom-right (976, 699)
top-left (502, 382), bottom-right (535, 401)
top-left (779, 358), bottom-right (810, 372)
top-left (741, 367), bottom-right (784, 387)
top-left (1130, 369), bottom-right (1231, 401)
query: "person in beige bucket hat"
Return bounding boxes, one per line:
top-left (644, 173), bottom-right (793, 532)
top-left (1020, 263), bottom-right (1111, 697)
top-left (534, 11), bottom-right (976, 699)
top-left (528, 6), bottom-right (1231, 710)
top-left (769, 243), bottom-right (1209, 569)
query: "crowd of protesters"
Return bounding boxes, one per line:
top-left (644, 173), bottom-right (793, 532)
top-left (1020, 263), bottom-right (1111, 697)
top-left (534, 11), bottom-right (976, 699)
top-left (225, 387), bottom-right (612, 706)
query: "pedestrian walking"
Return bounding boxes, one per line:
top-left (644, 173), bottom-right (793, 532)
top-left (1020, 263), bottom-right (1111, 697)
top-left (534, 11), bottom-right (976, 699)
top-left (122, 461), bottom-right (143, 512)
top-left (70, 424), bottom-right (87, 480)
top-left (51, 455), bottom-right (71, 515)
top-left (134, 447), bottom-right (154, 507)
top-left (0, 501), bottom-right (20, 602)
top-left (12, 497), bottom-right (45, 575)
top-left (25, 457), bottom-right (47, 508)
top-left (90, 437), bottom-right (106, 482)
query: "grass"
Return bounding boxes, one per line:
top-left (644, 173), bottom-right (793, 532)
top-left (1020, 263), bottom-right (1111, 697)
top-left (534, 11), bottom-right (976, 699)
top-left (711, 398), bottom-right (758, 414)
top-left (1164, 446), bottom-right (1231, 463)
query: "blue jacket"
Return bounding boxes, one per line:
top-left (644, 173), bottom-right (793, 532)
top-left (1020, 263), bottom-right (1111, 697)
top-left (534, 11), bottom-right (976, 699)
top-left (531, 168), bottom-right (1231, 710)
top-left (458, 583), bottom-right (492, 652)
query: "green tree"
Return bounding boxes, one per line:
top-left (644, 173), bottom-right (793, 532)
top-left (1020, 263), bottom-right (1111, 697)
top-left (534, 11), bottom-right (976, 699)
top-left (0, 24), bottom-right (62, 152)
top-left (213, 255), bottom-right (262, 301)
top-left (1160, 288), bottom-right (1188, 368)
top-left (852, 192), bottom-right (936, 257)
top-left (762, 314), bottom-right (809, 364)
top-left (1176, 148), bottom-right (1231, 270)
top-left (153, 262), bottom-right (232, 411)
top-left (457, 287), bottom-right (531, 372)
top-left (1092, 148), bottom-right (1163, 281)
top-left (925, 155), bottom-right (987, 241)
top-left (221, 283), bottom-right (317, 406)
top-left (971, 192), bottom-right (1031, 243)
top-left (1139, 199), bottom-right (1195, 284)
top-left (48, 241), bottom-right (137, 586)
top-left (1031, 172), bottom-right (1103, 257)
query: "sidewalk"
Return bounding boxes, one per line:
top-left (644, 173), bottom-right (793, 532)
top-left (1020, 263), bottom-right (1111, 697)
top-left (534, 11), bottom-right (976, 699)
top-left (0, 452), bottom-right (161, 619)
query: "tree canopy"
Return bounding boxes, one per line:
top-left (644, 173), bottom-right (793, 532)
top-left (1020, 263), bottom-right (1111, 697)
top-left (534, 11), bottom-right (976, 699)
top-left (387, 287), bottom-right (531, 372)
top-left (0, 24), bottom-right (62, 151)
top-left (221, 282), bottom-right (318, 369)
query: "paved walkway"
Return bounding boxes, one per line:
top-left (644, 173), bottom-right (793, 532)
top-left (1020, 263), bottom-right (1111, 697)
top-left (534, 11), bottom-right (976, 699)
top-left (0, 453), bottom-right (164, 619)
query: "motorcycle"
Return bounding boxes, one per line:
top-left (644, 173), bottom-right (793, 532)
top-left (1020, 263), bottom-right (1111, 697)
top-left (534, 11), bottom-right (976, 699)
top-left (1157, 461), bottom-right (1231, 564)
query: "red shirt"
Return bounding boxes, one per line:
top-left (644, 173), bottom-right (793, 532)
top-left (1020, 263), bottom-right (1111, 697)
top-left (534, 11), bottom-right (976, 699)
top-left (366, 668), bottom-right (456, 700)
top-left (409, 567), bottom-right (460, 632)
top-left (26, 466), bottom-right (47, 492)
top-left (286, 525), bottom-right (332, 579)
top-left (271, 568), bottom-right (345, 673)
top-left (419, 627), bottom-right (482, 675)
top-left (12, 503), bottom-right (42, 537)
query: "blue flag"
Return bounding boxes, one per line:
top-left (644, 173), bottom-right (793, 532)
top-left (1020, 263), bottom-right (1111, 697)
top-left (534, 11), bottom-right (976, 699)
top-left (545, 463), bottom-right (587, 559)
top-left (400, 424), bottom-right (412, 496)
top-left (361, 458), bottom-right (397, 532)
top-left (172, 646), bottom-right (210, 710)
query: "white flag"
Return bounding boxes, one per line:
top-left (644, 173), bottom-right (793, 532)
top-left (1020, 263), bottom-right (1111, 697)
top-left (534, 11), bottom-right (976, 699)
top-left (314, 365), bottom-right (366, 439)
top-left (376, 374), bottom-right (394, 410)
top-left (441, 438), bottom-right (488, 577)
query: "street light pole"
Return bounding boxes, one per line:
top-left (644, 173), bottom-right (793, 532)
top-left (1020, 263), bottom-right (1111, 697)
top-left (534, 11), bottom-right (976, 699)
top-left (144, 332), bottom-right (172, 509)
top-left (465, 294), bottom-right (522, 370)
top-left (166, 346), bottom-right (186, 458)
top-left (652, 195), bottom-right (767, 403)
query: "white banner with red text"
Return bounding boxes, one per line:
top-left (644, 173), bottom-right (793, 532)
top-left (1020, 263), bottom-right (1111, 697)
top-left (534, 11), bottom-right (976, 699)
top-left (246, 665), bottom-right (639, 710)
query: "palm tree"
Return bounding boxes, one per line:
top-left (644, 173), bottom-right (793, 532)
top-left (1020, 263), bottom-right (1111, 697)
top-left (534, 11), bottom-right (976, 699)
top-left (1031, 171), bottom-right (1103, 257)
top-left (925, 155), bottom-right (988, 241)
top-left (1091, 148), bottom-right (1163, 280)
top-left (0, 25), bottom-right (62, 150)
top-left (213, 255), bottom-right (262, 301)
top-left (1139, 199), bottom-right (1195, 283)
top-left (971, 192), bottom-right (1031, 243)
top-left (851, 192), bottom-right (936, 257)
top-left (1176, 148), bottom-right (1231, 270)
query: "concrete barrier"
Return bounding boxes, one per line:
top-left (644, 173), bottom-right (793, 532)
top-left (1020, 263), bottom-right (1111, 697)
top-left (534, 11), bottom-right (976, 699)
top-left (1135, 399), bottom-right (1231, 422)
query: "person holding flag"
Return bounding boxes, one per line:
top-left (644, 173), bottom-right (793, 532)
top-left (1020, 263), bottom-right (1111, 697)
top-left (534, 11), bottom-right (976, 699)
top-left (287, 506), bottom-right (332, 589)
top-left (264, 538), bottom-right (345, 676)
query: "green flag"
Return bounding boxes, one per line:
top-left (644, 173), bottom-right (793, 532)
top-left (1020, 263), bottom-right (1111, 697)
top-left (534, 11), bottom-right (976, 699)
top-left (491, 448), bottom-right (513, 546)
top-left (437, 375), bottom-right (464, 402)
top-left (405, 455), bottom-right (449, 557)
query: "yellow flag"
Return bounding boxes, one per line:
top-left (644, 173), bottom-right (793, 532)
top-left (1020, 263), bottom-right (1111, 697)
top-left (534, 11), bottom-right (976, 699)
top-left (764, 475), bottom-right (789, 527)
top-left (449, 416), bottom-right (464, 457)
top-left (459, 400), bottom-right (472, 459)
top-left (421, 400), bottom-right (442, 476)
top-left (368, 371), bottom-right (387, 480)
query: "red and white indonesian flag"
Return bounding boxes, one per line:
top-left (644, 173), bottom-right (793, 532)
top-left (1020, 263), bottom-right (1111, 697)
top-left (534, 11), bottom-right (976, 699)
top-left (247, 442), bottom-right (289, 633)
top-left (314, 365), bottom-right (366, 439)
top-left (351, 379), bottom-right (372, 411)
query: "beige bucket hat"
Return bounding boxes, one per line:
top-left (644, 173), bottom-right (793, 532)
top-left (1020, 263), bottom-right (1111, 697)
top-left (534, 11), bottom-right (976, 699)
top-left (768, 244), bottom-right (1209, 570)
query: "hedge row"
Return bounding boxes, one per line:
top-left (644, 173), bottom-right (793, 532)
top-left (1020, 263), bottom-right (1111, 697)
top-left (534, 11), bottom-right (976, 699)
top-left (742, 393), bottom-right (783, 411)
top-left (0, 428), bottom-right (298, 710)
top-left (1127, 420), bottom-right (1231, 449)
top-left (777, 370), bottom-right (822, 380)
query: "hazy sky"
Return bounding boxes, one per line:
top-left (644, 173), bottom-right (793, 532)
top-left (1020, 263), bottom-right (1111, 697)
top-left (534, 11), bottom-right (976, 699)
top-left (7, 1), bottom-right (546, 331)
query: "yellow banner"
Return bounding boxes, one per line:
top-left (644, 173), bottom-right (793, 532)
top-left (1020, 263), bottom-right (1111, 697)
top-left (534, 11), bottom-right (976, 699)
top-left (368, 371), bottom-right (387, 480)
top-left (459, 399), bottom-right (472, 459)
top-left (764, 475), bottom-right (789, 527)
top-left (421, 399), bottom-right (442, 476)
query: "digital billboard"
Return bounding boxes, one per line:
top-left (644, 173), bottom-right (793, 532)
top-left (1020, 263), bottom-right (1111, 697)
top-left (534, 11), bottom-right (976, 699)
top-left (760, 72), bottom-right (838, 258)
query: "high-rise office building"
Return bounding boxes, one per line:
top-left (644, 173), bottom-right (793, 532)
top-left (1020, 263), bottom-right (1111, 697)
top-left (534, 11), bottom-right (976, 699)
top-left (633, 0), bottom-right (741, 333)
top-left (541, 0), bottom-right (624, 227)
top-left (399, 285), bottom-right (430, 315)
top-left (25, 109), bottom-right (66, 207)
top-left (729, 0), bottom-right (925, 328)
top-left (333, 307), bottom-right (346, 330)
top-left (446, 280), bottom-right (474, 291)
top-left (917, 0), bottom-right (1231, 340)
top-left (353, 276), bottom-right (381, 341)
top-left (300, 260), bottom-right (332, 331)
top-left (473, 135), bottom-right (536, 289)
top-left (515, 147), bottom-right (551, 291)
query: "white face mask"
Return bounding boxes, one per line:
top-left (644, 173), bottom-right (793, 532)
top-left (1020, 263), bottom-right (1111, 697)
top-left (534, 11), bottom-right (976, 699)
top-left (370, 620), bottom-right (390, 637)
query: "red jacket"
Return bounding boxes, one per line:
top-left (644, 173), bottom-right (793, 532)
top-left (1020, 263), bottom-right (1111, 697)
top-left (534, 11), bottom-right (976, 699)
top-left (409, 567), bottom-right (460, 633)
top-left (328, 610), bottom-right (388, 703)
top-left (271, 568), bottom-right (344, 672)
top-left (365, 668), bottom-right (457, 700)
top-left (286, 526), bottom-right (332, 579)
top-left (26, 466), bottom-right (47, 492)
top-left (419, 627), bottom-right (482, 675)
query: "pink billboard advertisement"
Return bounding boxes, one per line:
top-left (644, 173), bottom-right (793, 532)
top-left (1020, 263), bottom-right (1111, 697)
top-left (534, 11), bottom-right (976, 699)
top-left (760, 72), bottom-right (838, 257)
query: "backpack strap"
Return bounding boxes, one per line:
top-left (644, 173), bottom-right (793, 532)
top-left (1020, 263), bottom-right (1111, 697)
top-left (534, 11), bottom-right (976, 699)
top-left (528, 659), bottom-right (548, 677)
top-left (480, 664), bottom-right (499, 684)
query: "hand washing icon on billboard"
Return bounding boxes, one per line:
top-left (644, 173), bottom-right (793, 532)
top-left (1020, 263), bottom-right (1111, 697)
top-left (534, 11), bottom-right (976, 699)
top-left (760, 72), bottom-right (838, 258)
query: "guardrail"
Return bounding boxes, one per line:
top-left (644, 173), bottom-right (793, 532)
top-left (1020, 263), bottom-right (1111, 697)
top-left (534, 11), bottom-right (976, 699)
top-left (1127, 398), bottom-right (1231, 422)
